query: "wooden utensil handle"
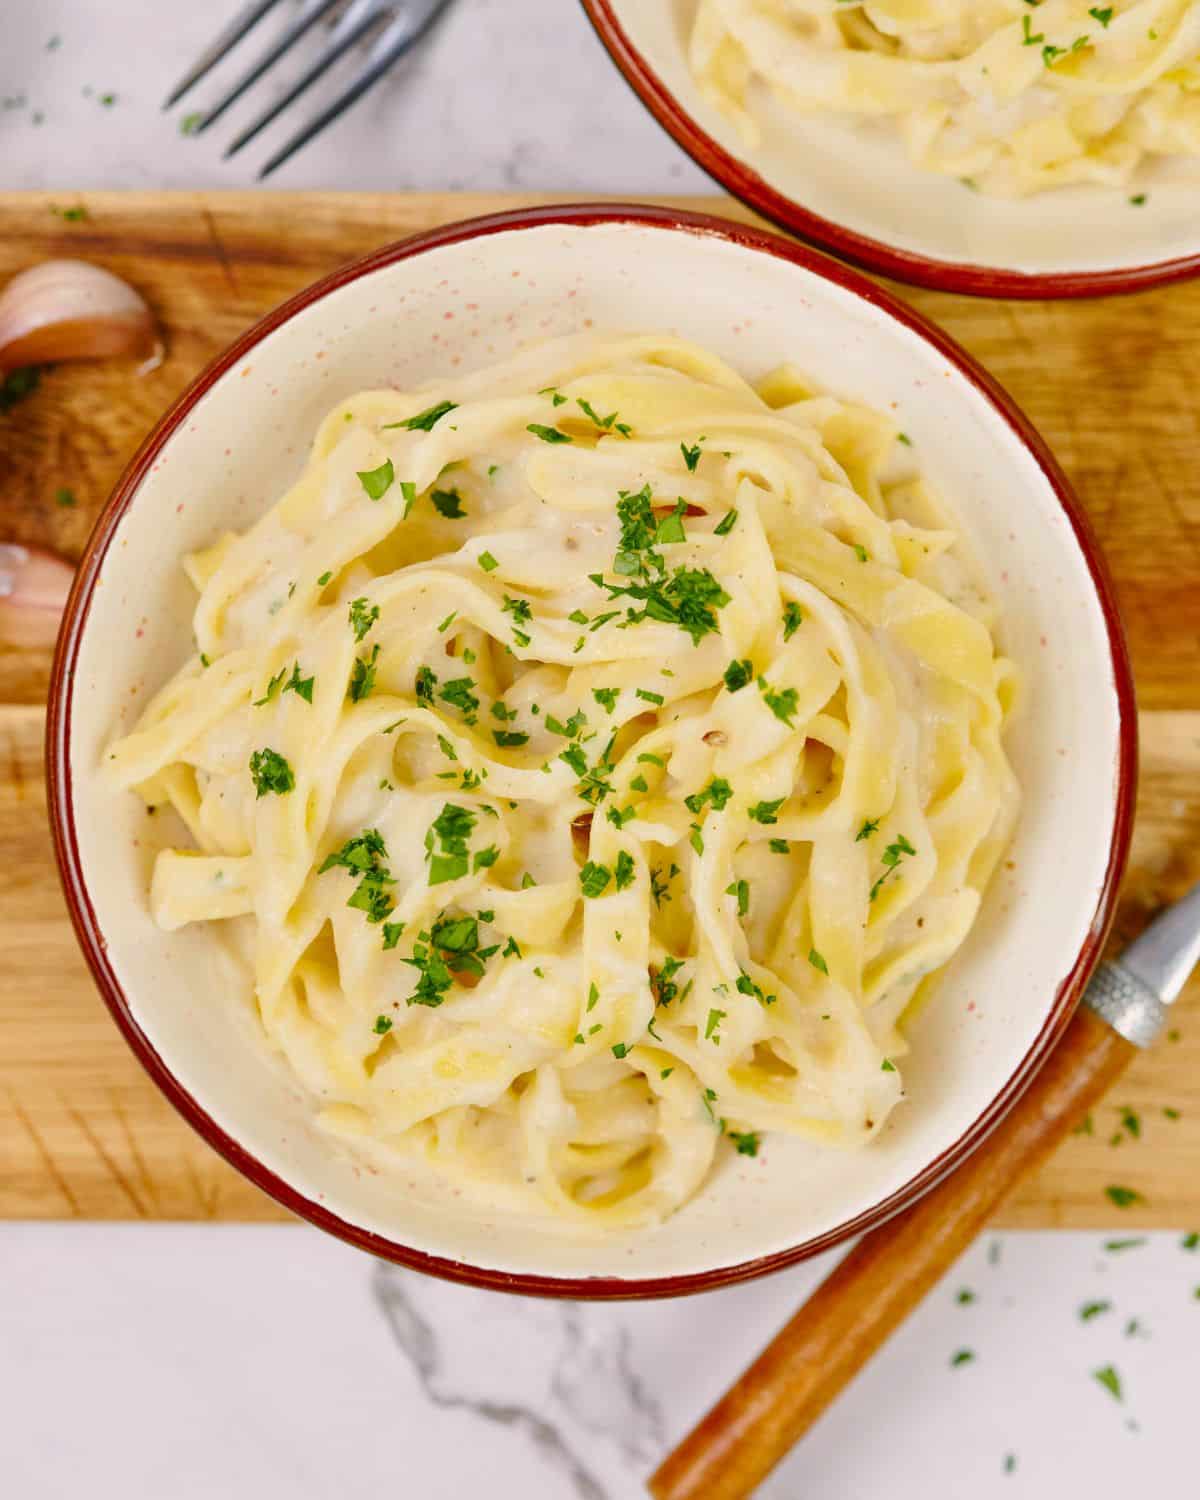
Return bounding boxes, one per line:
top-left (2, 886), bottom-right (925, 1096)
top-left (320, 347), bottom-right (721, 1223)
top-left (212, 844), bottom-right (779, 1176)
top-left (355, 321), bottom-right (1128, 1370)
top-left (649, 1005), bottom-right (1137, 1500)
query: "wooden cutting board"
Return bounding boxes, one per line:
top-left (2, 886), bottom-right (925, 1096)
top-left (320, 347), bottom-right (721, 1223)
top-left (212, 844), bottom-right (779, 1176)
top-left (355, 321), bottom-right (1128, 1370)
top-left (2, 191), bottom-right (1197, 1228)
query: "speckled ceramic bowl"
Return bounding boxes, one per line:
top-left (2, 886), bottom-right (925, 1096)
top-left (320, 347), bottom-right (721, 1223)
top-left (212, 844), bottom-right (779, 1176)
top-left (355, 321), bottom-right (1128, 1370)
top-left (582, 0), bottom-right (1200, 298)
top-left (48, 206), bottom-right (1135, 1296)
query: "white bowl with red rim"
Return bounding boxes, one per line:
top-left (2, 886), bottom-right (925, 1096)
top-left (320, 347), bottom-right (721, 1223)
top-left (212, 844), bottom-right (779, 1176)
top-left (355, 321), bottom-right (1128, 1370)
top-left (581, 0), bottom-right (1200, 298)
top-left (49, 205), bottom-right (1135, 1296)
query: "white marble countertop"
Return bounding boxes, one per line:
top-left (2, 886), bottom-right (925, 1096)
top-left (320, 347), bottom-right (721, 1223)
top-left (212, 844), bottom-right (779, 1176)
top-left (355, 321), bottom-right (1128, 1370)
top-left (2, 3), bottom-right (1195, 1495)
top-left (5, 1224), bottom-right (1197, 1498)
top-left (2, 0), bottom-right (709, 195)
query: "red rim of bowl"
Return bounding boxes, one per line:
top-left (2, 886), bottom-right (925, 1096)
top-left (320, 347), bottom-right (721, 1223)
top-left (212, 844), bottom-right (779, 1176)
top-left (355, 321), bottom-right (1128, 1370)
top-left (47, 203), bottom-right (1137, 1299)
top-left (580, 0), bottom-right (1200, 300)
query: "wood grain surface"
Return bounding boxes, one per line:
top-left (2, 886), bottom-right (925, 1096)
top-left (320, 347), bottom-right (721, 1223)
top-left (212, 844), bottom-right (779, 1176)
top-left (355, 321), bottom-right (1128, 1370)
top-left (1, 191), bottom-right (1196, 1225)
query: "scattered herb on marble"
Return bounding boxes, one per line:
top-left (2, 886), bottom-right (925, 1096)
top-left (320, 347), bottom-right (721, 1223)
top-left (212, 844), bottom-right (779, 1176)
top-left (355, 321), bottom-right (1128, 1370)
top-left (1093, 1365), bottom-right (1123, 1402)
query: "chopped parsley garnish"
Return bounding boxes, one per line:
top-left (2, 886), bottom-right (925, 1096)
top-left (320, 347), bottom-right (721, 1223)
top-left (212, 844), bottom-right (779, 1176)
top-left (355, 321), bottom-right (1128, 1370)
top-left (424, 803), bottom-right (477, 886)
top-left (439, 676), bottom-right (480, 724)
top-left (492, 729), bottom-right (529, 748)
top-left (348, 597), bottom-right (379, 642)
top-left (1079, 1300), bottom-right (1111, 1322)
top-left (881, 1058), bottom-right (896, 1072)
top-left (748, 798), bottom-right (784, 825)
top-left (950, 1350), bottom-right (975, 1369)
top-left (382, 922), bottom-right (405, 950)
top-left (415, 665), bottom-right (437, 705)
top-left (373, 1015), bottom-right (393, 1035)
top-left (348, 644), bottom-right (380, 702)
top-left (650, 957), bottom-right (686, 1008)
top-left (726, 879), bottom-right (749, 917)
top-left (539, 386), bottom-right (567, 407)
top-left (856, 818), bottom-right (880, 841)
top-left (605, 803), bottom-right (635, 829)
top-left (759, 679), bottom-right (799, 726)
top-left (636, 687), bottom-right (664, 706)
top-left (592, 564), bottom-right (730, 646)
top-left (576, 397), bottom-right (631, 436)
top-left (527, 423), bottom-right (572, 444)
top-left (282, 662), bottom-right (314, 703)
top-left (723, 658), bottom-right (753, 693)
top-left (705, 1007), bottom-right (726, 1042)
top-left (431, 487), bottom-right (466, 518)
top-left (478, 550), bottom-right (498, 572)
top-left (808, 949), bottom-right (829, 975)
top-left (579, 861), bottom-right (612, 898)
top-left (870, 834), bottom-right (916, 902)
top-left (713, 509), bottom-right (738, 536)
top-left (319, 828), bottom-right (395, 924)
top-left (545, 708), bottom-right (587, 738)
top-left (681, 441), bottom-right (702, 472)
top-left (735, 970), bottom-right (775, 1007)
top-left (356, 458), bottom-right (394, 500)
top-left (654, 500), bottom-right (688, 546)
top-left (316, 570), bottom-right (334, 587)
top-left (728, 1130), bottom-right (759, 1157)
top-left (386, 399), bottom-right (457, 432)
top-left (852, 543), bottom-right (869, 563)
top-left (593, 686), bottom-right (620, 713)
top-left (782, 601), bottom-right (803, 640)
top-left (611, 1042), bottom-right (630, 1059)
top-left (249, 748), bottom-right (294, 798)
top-left (769, 838), bottom-right (790, 854)
top-left (684, 777), bottom-right (733, 816)
top-left (614, 850), bottom-right (635, 891)
top-left (253, 667), bottom-right (287, 706)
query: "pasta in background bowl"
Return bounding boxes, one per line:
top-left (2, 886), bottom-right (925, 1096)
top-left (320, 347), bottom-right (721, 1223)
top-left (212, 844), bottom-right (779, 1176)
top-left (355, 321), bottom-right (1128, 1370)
top-left (583, 0), bottom-right (1200, 295)
top-left (49, 207), bottom-right (1134, 1293)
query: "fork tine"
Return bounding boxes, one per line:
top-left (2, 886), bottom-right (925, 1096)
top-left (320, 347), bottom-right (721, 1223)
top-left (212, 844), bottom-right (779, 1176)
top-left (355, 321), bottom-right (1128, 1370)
top-left (164, 0), bottom-right (284, 110)
top-left (190, 0), bottom-right (346, 134)
top-left (258, 3), bottom-right (452, 179)
top-left (224, 7), bottom-right (388, 158)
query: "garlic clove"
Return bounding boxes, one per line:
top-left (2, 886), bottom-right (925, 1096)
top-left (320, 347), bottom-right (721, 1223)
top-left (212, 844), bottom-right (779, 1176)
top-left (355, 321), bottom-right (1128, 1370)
top-left (0, 543), bottom-right (74, 648)
top-left (0, 259), bottom-right (159, 374)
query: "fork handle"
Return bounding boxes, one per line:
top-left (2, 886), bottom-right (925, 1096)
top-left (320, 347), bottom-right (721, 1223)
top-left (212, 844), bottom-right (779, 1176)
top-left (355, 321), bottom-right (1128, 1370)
top-left (648, 1004), bottom-right (1136, 1500)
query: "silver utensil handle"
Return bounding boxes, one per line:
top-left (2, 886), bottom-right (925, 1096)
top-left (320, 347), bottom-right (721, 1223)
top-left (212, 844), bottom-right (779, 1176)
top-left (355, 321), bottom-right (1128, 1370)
top-left (1084, 960), bottom-right (1168, 1048)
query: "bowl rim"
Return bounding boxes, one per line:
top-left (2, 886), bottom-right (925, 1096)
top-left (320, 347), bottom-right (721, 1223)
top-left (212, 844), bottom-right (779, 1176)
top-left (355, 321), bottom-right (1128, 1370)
top-left (579, 0), bottom-right (1200, 300)
top-left (47, 202), bottom-right (1137, 1299)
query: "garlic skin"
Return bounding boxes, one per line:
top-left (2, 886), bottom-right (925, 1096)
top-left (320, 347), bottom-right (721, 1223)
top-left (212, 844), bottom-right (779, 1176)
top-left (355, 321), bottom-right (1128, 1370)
top-left (0, 544), bottom-right (73, 648)
top-left (0, 260), bottom-right (159, 374)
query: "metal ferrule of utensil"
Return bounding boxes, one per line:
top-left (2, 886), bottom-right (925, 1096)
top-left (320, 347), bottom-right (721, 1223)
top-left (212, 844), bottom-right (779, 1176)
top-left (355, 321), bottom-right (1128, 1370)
top-left (1085, 881), bottom-right (1200, 1047)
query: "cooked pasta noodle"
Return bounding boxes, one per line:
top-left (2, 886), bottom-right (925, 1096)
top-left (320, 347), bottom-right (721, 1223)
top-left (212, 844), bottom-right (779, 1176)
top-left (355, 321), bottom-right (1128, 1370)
top-left (106, 333), bottom-right (1019, 1227)
top-left (690, 0), bottom-right (1200, 196)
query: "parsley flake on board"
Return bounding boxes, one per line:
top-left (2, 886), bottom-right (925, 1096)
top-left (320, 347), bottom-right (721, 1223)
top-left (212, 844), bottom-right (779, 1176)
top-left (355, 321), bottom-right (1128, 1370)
top-left (1105, 1185), bottom-right (1143, 1208)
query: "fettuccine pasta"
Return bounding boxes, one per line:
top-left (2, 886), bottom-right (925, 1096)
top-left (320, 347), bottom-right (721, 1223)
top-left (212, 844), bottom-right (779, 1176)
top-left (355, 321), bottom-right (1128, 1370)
top-left (690, 0), bottom-right (1200, 196)
top-left (106, 333), bottom-right (1018, 1228)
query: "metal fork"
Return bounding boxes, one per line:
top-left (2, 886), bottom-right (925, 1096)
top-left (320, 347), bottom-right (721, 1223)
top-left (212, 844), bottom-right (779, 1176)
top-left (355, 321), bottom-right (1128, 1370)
top-left (165, 0), bottom-right (455, 178)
